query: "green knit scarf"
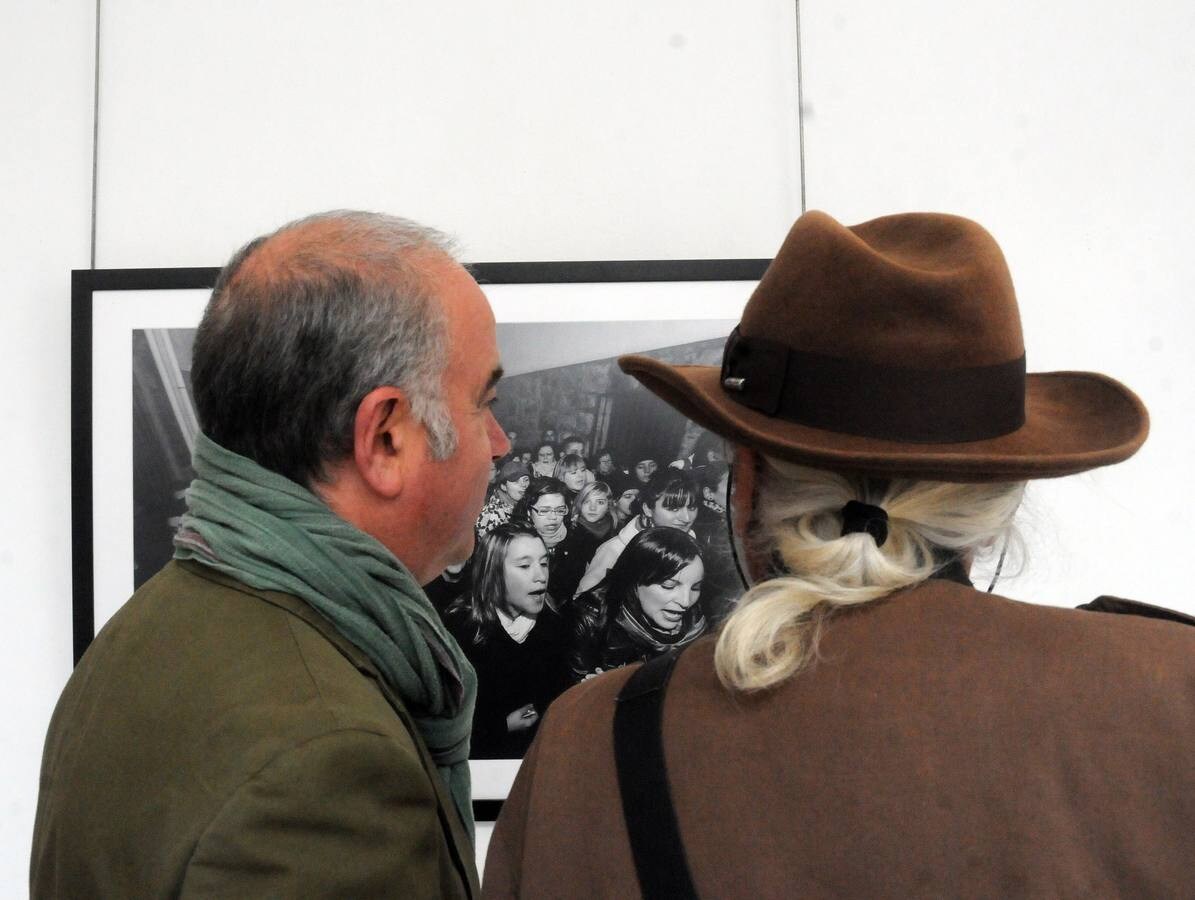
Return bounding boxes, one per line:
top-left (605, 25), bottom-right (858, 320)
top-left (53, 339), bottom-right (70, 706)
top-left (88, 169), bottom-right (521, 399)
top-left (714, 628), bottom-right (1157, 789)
top-left (174, 433), bottom-right (476, 838)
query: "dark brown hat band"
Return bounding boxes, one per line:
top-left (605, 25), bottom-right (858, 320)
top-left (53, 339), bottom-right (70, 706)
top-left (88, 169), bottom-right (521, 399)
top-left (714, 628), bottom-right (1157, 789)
top-left (720, 327), bottom-right (1027, 444)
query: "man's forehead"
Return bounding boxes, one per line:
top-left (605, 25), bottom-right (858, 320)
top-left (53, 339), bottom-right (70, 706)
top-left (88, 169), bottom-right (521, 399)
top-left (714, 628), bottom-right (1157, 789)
top-left (430, 259), bottom-right (500, 369)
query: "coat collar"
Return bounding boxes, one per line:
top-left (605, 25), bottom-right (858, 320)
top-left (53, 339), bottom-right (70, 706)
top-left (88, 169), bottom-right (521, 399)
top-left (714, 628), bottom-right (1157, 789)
top-left (931, 556), bottom-right (974, 588)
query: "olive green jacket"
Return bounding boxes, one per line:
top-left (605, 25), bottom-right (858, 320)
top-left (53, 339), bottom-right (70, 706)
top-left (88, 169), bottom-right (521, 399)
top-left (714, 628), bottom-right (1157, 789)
top-left (32, 560), bottom-right (479, 898)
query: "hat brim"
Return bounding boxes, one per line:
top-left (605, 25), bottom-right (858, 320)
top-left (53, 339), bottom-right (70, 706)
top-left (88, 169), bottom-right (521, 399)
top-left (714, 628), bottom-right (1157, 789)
top-left (618, 356), bottom-right (1148, 483)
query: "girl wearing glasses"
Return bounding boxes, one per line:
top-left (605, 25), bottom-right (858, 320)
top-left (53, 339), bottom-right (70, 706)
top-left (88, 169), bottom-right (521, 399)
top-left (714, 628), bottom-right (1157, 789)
top-left (547, 481), bottom-right (619, 600)
top-left (515, 478), bottom-right (590, 605)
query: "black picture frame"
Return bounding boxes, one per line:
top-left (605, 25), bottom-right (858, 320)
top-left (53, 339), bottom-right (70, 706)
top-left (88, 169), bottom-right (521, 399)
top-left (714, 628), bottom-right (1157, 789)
top-left (71, 258), bottom-right (768, 819)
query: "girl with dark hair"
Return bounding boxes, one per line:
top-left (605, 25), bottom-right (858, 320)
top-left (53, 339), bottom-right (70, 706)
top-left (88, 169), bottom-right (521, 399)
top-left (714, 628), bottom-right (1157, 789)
top-left (560, 435), bottom-right (585, 459)
top-left (514, 478), bottom-right (570, 551)
top-left (514, 477), bottom-right (588, 605)
top-left (443, 523), bottom-right (570, 758)
top-left (533, 481), bottom-right (616, 602)
top-left (573, 467), bottom-right (700, 596)
top-left (570, 527), bottom-right (706, 680)
top-left (593, 448), bottom-right (619, 479)
top-left (531, 442), bottom-right (558, 479)
top-left (631, 457), bottom-right (659, 485)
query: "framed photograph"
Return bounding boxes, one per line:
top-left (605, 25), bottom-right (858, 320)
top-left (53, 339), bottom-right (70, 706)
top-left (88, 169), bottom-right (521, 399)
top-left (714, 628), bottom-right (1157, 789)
top-left (72, 259), bottom-right (767, 819)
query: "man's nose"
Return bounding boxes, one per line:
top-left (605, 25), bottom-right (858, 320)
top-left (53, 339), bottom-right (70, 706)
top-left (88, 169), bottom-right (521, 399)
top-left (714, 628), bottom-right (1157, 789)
top-left (489, 411), bottom-right (512, 458)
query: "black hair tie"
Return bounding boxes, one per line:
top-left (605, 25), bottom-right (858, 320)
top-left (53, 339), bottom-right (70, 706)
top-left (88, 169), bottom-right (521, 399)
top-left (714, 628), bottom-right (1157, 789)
top-left (840, 500), bottom-right (888, 547)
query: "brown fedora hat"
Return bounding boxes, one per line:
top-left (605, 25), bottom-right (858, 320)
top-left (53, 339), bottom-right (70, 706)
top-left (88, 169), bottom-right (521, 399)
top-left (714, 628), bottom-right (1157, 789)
top-left (619, 211), bottom-right (1148, 483)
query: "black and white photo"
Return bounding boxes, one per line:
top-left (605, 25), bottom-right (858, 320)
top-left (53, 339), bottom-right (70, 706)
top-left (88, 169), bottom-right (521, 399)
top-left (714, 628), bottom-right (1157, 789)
top-left (74, 262), bottom-right (766, 810)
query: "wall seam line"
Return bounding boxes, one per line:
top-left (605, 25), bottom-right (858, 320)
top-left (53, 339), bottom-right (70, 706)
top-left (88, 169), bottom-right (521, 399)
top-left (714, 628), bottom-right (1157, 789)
top-left (794, 0), bottom-right (807, 214)
top-left (89, 0), bottom-right (101, 268)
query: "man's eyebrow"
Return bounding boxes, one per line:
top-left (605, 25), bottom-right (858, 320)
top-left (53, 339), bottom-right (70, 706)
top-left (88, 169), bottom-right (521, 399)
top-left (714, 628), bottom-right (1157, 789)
top-left (478, 366), bottom-right (504, 402)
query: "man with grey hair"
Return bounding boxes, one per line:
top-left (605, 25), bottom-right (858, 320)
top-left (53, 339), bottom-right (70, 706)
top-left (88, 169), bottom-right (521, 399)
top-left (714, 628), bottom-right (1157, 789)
top-left (32, 211), bottom-right (508, 897)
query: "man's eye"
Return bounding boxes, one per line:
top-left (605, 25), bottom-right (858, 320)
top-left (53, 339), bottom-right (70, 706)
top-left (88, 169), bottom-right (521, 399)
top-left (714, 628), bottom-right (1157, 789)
top-left (485, 395), bottom-right (500, 408)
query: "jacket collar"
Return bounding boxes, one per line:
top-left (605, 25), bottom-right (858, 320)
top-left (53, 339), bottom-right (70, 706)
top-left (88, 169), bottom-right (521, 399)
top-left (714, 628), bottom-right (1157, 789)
top-left (932, 556), bottom-right (974, 588)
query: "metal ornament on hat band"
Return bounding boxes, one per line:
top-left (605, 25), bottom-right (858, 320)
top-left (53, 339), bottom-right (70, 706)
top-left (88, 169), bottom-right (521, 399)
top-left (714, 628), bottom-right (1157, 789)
top-left (718, 326), bottom-right (1027, 444)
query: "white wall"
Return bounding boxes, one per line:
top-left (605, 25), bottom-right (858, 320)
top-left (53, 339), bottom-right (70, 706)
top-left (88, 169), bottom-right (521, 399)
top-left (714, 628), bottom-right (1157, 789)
top-left (94, 1), bottom-right (802, 266)
top-left (801, 0), bottom-right (1195, 609)
top-left (1, 0), bottom-right (96, 890)
top-left (4, 0), bottom-right (1193, 891)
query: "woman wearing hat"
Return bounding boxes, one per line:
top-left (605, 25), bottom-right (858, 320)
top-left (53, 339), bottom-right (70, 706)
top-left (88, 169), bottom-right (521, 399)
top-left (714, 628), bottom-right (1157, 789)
top-left (484, 212), bottom-right (1195, 897)
top-left (476, 457), bottom-right (531, 540)
top-left (606, 471), bottom-right (641, 530)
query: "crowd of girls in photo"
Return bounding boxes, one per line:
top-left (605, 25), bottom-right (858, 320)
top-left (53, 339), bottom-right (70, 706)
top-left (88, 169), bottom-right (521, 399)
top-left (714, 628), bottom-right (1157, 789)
top-left (432, 434), bottom-right (742, 755)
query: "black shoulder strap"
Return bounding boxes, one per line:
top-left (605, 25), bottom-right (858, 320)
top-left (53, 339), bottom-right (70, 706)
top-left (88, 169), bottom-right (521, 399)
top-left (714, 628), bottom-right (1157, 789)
top-left (1077, 595), bottom-right (1195, 627)
top-left (613, 650), bottom-right (699, 900)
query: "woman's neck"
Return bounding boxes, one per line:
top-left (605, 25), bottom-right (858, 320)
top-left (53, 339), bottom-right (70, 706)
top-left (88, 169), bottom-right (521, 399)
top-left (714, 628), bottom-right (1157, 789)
top-left (577, 515), bottom-right (610, 538)
top-left (541, 525), bottom-right (566, 548)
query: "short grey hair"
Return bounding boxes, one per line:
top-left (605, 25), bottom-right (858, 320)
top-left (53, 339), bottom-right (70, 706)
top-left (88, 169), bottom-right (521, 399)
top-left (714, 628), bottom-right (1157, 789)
top-left (191, 210), bottom-right (460, 486)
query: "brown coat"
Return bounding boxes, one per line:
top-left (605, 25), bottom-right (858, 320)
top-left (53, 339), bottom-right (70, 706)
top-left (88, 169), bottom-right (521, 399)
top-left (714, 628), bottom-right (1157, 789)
top-left (31, 560), bottom-right (479, 898)
top-left (484, 579), bottom-right (1195, 898)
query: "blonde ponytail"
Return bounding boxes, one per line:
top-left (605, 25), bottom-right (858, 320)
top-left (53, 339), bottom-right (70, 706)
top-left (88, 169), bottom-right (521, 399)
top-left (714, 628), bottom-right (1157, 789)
top-left (715, 458), bottom-right (1024, 693)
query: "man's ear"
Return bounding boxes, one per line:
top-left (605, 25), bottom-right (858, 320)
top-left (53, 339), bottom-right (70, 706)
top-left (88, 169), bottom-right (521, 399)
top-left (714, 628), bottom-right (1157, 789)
top-left (352, 386), bottom-right (414, 499)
